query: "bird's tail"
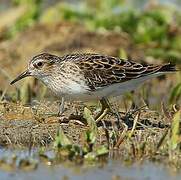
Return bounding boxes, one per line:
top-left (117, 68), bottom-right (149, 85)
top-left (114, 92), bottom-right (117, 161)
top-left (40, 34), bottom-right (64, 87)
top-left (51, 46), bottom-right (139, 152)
top-left (159, 63), bottom-right (177, 72)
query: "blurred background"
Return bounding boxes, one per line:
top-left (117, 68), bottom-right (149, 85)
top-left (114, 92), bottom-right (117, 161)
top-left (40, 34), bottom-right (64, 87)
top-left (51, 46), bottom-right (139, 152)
top-left (0, 0), bottom-right (180, 108)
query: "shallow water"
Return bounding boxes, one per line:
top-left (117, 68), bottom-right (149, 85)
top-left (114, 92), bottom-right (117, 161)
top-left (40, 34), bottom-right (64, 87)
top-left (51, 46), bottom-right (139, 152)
top-left (1, 159), bottom-right (181, 180)
top-left (0, 149), bottom-right (181, 180)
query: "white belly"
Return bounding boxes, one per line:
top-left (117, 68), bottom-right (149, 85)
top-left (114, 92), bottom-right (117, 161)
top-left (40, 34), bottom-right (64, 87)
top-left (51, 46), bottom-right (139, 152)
top-left (42, 72), bottom-right (165, 101)
top-left (64, 78), bottom-right (144, 101)
top-left (75, 73), bottom-right (165, 101)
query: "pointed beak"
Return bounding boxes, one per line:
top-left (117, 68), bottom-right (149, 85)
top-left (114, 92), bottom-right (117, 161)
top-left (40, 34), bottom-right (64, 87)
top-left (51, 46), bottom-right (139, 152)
top-left (10, 70), bottom-right (31, 85)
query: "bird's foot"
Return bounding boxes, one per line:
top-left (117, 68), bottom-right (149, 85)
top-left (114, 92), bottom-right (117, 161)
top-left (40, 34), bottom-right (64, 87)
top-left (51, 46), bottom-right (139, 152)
top-left (95, 98), bottom-right (121, 129)
top-left (57, 97), bottom-right (65, 116)
top-left (95, 108), bottom-right (109, 123)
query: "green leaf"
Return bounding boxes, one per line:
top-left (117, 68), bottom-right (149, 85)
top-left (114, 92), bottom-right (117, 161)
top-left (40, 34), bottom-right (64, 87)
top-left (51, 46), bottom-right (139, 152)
top-left (54, 127), bottom-right (72, 148)
top-left (84, 152), bottom-right (96, 161)
top-left (83, 107), bottom-right (97, 141)
top-left (85, 130), bottom-right (97, 145)
top-left (83, 107), bottom-right (96, 128)
top-left (95, 146), bottom-right (109, 156)
top-left (170, 111), bottom-right (181, 150)
top-left (83, 107), bottom-right (99, 152)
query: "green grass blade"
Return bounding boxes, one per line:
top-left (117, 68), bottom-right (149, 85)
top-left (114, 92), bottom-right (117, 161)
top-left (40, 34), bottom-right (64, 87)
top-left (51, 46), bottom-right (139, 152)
top-left (170, 111), bottom-right (181, 150)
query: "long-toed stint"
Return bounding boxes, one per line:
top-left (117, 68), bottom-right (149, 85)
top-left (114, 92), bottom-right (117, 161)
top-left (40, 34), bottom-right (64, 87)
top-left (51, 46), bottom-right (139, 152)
top-left (10, 53), bottom-right (176, 122)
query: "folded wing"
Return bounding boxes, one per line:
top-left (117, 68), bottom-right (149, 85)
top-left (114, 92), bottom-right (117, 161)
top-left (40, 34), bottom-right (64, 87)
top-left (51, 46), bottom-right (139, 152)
top-left (73, 54), bottom-right (175, 91)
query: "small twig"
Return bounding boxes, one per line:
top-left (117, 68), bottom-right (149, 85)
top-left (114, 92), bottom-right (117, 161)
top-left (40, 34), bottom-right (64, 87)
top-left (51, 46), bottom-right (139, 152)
top-left (130, 105), bottom-right (148, 114)
top-left (136, 121), bottom-right (159, 133)
top-left (129, 112), bottom-right (140, 137)
top-left (114, 123), bottom-right (128, 149)
top-left (101, 121), bottom-right (110, 148)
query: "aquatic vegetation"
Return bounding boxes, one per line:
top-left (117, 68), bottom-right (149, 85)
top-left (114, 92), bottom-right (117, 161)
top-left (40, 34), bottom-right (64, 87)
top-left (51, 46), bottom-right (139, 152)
top-left (54, 107), bottom-right (108, 162)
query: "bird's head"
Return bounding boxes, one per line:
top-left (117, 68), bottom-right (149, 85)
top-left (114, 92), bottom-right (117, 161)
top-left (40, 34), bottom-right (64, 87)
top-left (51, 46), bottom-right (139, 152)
top-left (10, 53), bottom-right (60, 85)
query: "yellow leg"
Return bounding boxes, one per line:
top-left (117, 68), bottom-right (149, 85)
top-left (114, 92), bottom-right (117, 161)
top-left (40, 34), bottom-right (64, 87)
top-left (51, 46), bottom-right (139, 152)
top-left (95, 97), bottom-right (121, 128)
top-left (58, 97), bottom-right (65, 116)
top-left (95, 97), bottom-right (110, 122)
top-left (95, 108), bottom-right (109, 123)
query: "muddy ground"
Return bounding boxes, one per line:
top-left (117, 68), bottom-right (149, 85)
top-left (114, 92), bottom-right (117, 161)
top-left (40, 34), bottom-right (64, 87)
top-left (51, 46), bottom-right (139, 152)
top-left (0, 99), bottom-right (177, 148)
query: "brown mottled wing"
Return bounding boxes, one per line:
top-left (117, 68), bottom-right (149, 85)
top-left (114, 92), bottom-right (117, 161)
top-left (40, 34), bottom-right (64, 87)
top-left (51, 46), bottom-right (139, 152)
top-left (67, 54), bottom-right (169, 90)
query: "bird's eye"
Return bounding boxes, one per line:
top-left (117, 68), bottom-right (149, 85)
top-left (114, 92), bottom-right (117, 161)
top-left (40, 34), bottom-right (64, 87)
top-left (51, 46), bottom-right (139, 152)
top-left (34, 61), bottom-right (44, 68)
top-left (37, 62), bottom-right (43, 67)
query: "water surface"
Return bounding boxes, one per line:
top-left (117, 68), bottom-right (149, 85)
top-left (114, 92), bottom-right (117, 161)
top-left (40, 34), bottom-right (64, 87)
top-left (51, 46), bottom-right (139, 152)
top-left (0, 149), bottom-right (180, 180)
